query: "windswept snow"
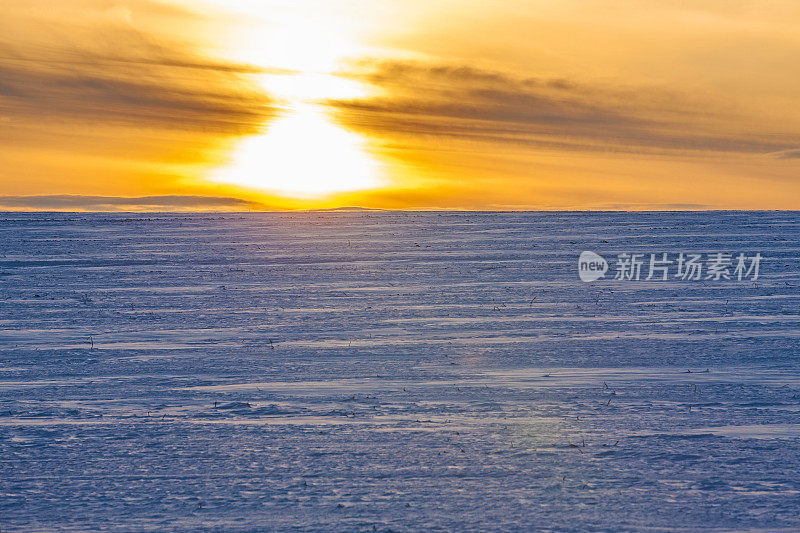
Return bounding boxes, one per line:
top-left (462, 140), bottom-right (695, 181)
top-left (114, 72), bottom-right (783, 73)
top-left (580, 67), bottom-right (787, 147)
top-left (0, 211), bottom-right (799, 531)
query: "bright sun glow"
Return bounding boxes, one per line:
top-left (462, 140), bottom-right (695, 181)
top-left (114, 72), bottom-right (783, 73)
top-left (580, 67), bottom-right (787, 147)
top-left (259, 72), bottom-right (370, 102)
top-left (206, 0), bottom-right (384, 197)
top-left (212, 103), bottom-right (382, 196)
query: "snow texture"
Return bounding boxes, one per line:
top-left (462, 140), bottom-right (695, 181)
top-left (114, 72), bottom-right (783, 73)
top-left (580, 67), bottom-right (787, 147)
top-left (0, 211), bottom-right (799, 531)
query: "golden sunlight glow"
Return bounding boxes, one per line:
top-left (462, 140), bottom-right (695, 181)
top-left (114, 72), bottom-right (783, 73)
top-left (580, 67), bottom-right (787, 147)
top-left (7, 0), bottom-right (800, 210)
top-left (259, 72), bottom-right (370, 102)
top-left (204, 0), bottom-right (385, 198)
top-left (216, 1), bottom-right (366, 74)
top-left (211, 103), bottom-right (383, 196)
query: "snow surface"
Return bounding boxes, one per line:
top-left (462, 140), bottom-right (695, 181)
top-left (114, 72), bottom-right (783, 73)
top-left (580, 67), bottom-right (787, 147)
top-left (0, 211), bottom-right (799, 531)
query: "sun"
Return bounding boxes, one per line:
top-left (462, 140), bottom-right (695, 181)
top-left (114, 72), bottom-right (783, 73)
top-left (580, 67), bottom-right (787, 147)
top-left (204, 0), bottom-right (385, 198)
top-left (209, 72), bottom-right (383, 199)
top-left (211, 103), bottom-right (382, 197)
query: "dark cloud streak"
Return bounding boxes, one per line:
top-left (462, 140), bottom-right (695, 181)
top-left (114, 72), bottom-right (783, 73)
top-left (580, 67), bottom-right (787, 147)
top-left (332, 59), bottom-right (800, 156)
top-left (0, 1), bottom-right (273, 134)
top-left (774, 149), bottom-right (800, 159)
top-left (0, 59), bottom-right (270, 131)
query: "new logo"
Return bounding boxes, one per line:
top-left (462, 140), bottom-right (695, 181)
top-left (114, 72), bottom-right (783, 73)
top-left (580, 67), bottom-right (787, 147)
top-left (578, 251), bottom-right (608, 282)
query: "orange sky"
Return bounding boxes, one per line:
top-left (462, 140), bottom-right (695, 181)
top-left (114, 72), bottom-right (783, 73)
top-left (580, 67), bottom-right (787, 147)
top-left (1, 0), bottom-right (800, 210)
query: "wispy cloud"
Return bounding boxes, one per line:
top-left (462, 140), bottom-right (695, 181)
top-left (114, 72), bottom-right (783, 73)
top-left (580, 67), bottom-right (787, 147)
top-left (0, 58), bottom-right (271, 131)
top-left (0, 0), bottom-right (276, 199)
top-left (773, 149), bottom-right (800, 159)
top-left (331, 59), bottom-right (800, 156)
top-left (0, 2), bottom-right (272, 132)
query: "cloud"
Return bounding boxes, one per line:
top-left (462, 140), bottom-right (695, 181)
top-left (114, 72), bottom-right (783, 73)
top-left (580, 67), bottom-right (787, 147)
top-left (0, 195), bottom-right (272, 211)
top-left (0, 0), bottom-right (279, 198)
top-left (773, 149), bottom-right (800, 159)
top-left (331, 59), bottom-right (800, 156)
top-left (0, 61), bottom-right (271, 133)
top-left (0, 1), bottom-right (272, 134)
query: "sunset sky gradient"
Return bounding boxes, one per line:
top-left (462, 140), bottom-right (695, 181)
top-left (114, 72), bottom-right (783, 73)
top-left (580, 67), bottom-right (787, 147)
top-left (2, 0), bottom-right (800, 210)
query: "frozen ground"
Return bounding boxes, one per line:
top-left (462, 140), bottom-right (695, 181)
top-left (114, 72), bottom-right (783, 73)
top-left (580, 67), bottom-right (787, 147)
top-left (0, 210), bottom-right (799, 531)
